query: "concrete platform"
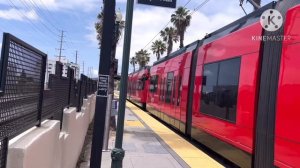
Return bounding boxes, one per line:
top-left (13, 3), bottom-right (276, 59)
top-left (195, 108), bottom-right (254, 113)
top-left (100, 108), bottom-right (187, 168)
top-left (80, 99), bottom-right (224, 168)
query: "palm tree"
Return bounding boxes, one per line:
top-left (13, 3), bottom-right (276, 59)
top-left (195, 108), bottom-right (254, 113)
top-left (95, 9), bottom-right (125, 130)
top-left (151, 40), bottom-right (166, 60)
top-left (135, 49), bottom-right (150, 69)
top-left (95, 10), bottom-right (125, 92)
top-left (171, 7), bottom-right (192, 48)
top-left (130, 56), bottom-right (137, 72)
top-left (160, 27), bottom-right (178, 55)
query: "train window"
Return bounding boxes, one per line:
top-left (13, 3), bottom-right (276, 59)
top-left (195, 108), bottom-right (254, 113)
top-left (165, 72), bottom-right (174, 103)
top-left (200, 58), bottom-right (241, 123)
top-left (150, 75), bottom-right (158, 92)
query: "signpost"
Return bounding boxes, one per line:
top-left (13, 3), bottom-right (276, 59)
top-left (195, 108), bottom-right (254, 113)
top-left (138, 0), bottom-right (177, 8)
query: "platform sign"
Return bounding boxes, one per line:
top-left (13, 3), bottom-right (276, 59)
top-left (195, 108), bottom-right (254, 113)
top-left (138, 0), bottom-right (176, 8)
top-left (111, 99), bottom-right (119, 116)
top-left (98, 74), bottom-right (109, 97)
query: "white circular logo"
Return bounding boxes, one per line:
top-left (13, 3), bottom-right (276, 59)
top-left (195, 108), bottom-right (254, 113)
top-left (260, 9), bottom-right (283, 32)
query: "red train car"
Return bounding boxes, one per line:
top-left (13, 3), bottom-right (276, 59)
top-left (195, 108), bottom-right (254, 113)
top-left (127, 67), bottom-right (150, 110)
top-left (147, 41), bottom-right (200, 133)
top-left (130, 1), bottom-right (300, 167)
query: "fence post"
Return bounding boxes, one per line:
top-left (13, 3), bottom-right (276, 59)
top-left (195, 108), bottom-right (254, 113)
top-left (37, 54), bottom-right (47, 127)
top-left (77, 80), bottom-right (82, 112)
top-left (67, 67), bottom-right (73, 108)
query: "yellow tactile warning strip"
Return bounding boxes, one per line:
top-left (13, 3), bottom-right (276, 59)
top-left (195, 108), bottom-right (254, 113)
top-left (126, 101), bottom-right (224, 168)
top-left (125, 120), bottom-right (145, 128)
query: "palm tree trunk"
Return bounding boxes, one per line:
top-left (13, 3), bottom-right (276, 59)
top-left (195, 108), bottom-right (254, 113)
top-left (168, 39), bottom-right (173, 55)
top-left (179, 31), bottom-right (184, 48)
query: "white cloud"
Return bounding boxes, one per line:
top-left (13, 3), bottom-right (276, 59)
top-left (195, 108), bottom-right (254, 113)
top-left (85, 23), bottom-right (98, 47)
top-left (0, 0), bottom-right (100, 12)
top-left (0, 8), bottom-right (38, 21)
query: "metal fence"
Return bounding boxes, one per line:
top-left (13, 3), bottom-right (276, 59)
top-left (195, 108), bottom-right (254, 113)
top-left (0, 33), bottom-right (97, 168)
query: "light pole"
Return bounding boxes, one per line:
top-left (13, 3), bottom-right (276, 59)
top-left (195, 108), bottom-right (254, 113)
top-left (90, 0), bottom-right (115, 167)
top-left (111, 0), bottom-right (134, 167)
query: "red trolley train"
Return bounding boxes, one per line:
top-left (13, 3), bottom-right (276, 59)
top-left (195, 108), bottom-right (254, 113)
top-left (127, 1), bottom-right (300, 167)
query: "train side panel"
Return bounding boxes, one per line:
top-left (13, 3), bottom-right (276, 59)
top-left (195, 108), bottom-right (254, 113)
top-left (127, 68), bottom-right (149, 109)
top-left (191, 22), bottom-right (263, 167)
top-left (275, 4), bottom-right (300, 168)
top-left (147, 50), bottom-right (194, 133)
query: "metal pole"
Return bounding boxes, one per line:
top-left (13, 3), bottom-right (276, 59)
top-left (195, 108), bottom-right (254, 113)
top-left (247, 0), bottom-right (260, 10)
top-left (111, 0), bottom-right (134, 167)
top-left (75, 50), bottom-right (78, 79)
top-left (103, 94), bottom-right (113, 151)
top-left (58, 30), bottom-right (64, 62)
top-left (90, 0), bottom-right (115, 167)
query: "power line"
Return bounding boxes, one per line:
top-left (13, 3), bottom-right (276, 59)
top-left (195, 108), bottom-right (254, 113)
top-left (28, 0), bottom-right (61, 31)
top-left (7, 0), bottom-right (56, 43)
top-left (190, 0), bottom-right (210, 15)
top-left (142, 0), bottom-right (194, 50)
top-left (17, 0), bottom-right (59, 36)
top-left (38, 0), bottom-right (63, 28)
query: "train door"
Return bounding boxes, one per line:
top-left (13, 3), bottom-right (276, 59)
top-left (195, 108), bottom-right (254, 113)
top-left (169, 72), bottom-right (178, 128)
top-left (164, 71), bottom-right (174, 125)
top-left (159, 75), bottom-right (165, 119)
top-left (174, 74), bottom-right (182, 130)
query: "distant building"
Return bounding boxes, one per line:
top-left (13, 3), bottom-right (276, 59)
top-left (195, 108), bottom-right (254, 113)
top-left (45, 57), bottom-right (80, 84)
top-left (69, 62), bottom-right (80, 80)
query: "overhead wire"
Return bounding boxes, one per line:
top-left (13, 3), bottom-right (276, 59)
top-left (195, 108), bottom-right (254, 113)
top-left (17, 0), bottom-right (59, 37)
top-left (141, 0), bottom-right (211, 50)
top-left (38, 0), bottom-right (63, 28)
top-left (28, 0), bottom-right (60, 31)
top-left (7, 0), bottom-right (56, 45)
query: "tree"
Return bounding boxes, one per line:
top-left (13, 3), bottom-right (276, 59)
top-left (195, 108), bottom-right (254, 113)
top-left (151, 40), bottom-right (166, 60)
top-left (171, 7), bottom-right (192, 48)
top-left (135, 49), bottom-right (150, 69)
top-left (130, 56), bottom-right (137, 72)
top-left (160, 27), bottom-right (178, 55)
top-left (95, 9), bottom-right (125, 130)
top-left (95, 9), bottom-right (125, 94)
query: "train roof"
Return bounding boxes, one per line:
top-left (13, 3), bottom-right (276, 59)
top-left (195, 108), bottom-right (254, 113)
top-left (153, 40), bottom-right (202, 66)
top-left (203, 1), bottom-right (276, 44)
top-left (129, 66), bottom-right (150, 75)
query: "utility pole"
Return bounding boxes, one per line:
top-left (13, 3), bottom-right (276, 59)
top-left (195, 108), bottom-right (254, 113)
top-left (90, 0), bottom-right (116, 167)
top-left (57, 30), bottom-right (65, 62)
top-left (75, 50), bottom-right (78, 64)
top-left (82, 61), bottom-right (85, 74)
top-left (75, 50), bottom-right (78, 79)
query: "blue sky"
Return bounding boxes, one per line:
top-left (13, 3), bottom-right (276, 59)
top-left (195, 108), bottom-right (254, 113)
top-left (0, 0), bottom-right (272, 76)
